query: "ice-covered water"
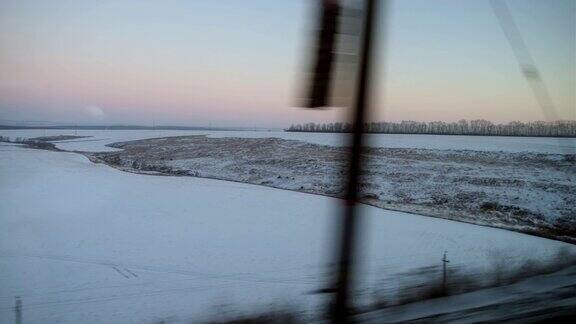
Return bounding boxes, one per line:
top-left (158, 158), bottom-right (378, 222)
top-left (1, 129), bottom-right (574, 153)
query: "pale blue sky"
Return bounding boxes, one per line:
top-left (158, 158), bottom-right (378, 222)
top-left (0, 0), bottom-right (574, 127)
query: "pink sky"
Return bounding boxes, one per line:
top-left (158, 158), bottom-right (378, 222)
top-left (1, 0), bottom-right (573, 128)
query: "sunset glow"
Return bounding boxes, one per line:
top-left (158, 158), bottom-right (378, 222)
top-left (0, 0), bottom-right (574, 127)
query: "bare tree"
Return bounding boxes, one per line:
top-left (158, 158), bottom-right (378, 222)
top-left (285, 120), bottom-right (576, 137)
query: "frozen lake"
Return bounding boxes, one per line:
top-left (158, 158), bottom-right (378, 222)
top-left (0, 141), bottom-right (573, 323)
top-left (1, 129), bottom-right (574, 153)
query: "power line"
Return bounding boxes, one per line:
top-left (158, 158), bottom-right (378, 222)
top-left (490, 0), bottom-right (561, 123)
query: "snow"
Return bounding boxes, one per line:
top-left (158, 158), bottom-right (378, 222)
top-left (1, 144), bottom-right (574, 323)
top-left (1, 129), bottom-right (574, 153)
top-left (91, 136), bottom-right (576, 239)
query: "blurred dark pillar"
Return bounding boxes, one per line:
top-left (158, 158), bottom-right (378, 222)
top-left (305, 0), bottom-right (341, 108)
top-left (332, 0), bottom-right (378, 322)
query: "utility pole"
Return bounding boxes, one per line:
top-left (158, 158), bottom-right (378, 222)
top-left (14, 296), bottom-right (22, 324)
top-left (442, 251), bottom-right (449, 294)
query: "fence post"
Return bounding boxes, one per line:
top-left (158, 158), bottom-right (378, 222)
top-left (442, 251), bottom-right (450, 295)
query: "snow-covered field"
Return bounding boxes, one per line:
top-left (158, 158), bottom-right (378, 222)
top-left (89, 135), bottom-right (575, 242)
top-left (0, 140), bottom-right (574, 323)
top-left (1, 129), bottom-right (574, 153)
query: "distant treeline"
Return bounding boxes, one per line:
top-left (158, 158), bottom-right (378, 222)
top-left (286, 120), bottom-right (576, 137)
